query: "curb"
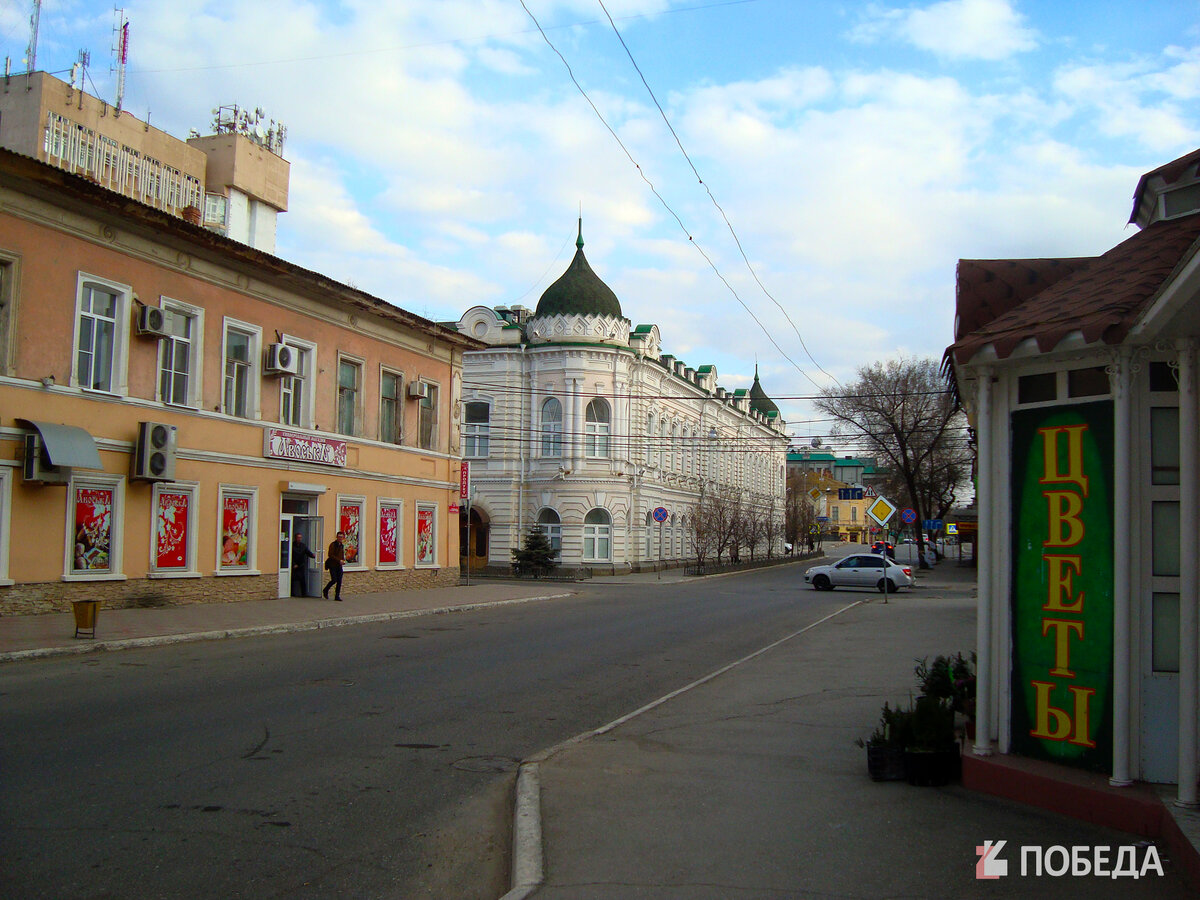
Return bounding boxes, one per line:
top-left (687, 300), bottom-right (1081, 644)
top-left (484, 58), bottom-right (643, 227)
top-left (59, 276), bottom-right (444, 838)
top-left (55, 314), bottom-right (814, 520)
top-left (497, 599), bottom-right (865, 899)
top-left (0, 593), bottom-right (573, 663)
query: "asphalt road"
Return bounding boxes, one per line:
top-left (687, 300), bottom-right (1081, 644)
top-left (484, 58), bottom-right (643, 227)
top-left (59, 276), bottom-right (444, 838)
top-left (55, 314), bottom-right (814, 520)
top-left (0, 560), bottom-right (850, 899)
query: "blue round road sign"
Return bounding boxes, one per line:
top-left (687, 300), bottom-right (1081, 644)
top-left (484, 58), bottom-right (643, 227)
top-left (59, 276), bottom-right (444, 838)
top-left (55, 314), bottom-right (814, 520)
top-left (652, 506), bottom-right (669, 523)
top-left (900, 508), bottom-right (917, 524)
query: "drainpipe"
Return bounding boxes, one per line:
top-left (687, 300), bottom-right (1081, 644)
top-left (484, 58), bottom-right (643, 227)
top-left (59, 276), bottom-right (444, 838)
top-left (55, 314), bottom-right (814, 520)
top-left (518, 343), bottom-right (528, 549)
top-left (1178, 340), bottom-right (1199, 806)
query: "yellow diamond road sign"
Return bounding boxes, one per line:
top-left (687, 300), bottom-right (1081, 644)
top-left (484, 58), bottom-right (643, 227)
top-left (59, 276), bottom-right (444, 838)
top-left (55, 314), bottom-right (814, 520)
top-left (808, 488), bottom-right (822, 502)
top-left (867, 496), bottom-right (897, 526)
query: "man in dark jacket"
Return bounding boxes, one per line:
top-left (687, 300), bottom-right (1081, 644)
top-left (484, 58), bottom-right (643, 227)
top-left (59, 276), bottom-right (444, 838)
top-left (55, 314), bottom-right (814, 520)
top-left (291, 533), bottom-right (314, 597)
top-left (324, 531), bottom-right (346, 601)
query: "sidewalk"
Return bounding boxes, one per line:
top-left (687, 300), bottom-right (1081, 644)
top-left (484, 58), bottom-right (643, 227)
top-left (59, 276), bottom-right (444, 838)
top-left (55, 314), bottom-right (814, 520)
top-left (0, 580), bottom-right (576, 662)
top-left (515, 562), bottom-right (1200, 899)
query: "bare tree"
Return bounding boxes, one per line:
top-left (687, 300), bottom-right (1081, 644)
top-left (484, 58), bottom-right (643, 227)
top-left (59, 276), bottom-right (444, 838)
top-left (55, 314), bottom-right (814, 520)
top-left (786, 474), bottom-right (820, 553)
top-left (813, 356), bottom-right (971, 568)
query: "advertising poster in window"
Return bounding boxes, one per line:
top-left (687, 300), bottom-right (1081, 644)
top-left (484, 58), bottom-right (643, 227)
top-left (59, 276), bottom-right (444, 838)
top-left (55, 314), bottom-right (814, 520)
top-left (73, 487), bottom-right (113, 572)
top-left (1009, 401), bottom-right (1114, 772)
top-left (339, 503), bottom-right (361, 565)
top-left (221, 495), bottom-right (250, 568)
top-left (378, 505), bottom-right (398, 565)
top-left (416, 507), bottom-right (435, 565)
top-left (156, 491), bottom-right (190, 569)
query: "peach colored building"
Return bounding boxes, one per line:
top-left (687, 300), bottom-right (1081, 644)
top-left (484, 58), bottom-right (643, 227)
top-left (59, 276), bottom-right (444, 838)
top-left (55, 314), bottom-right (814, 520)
top-left (0, 147), bottom-right (481, 615)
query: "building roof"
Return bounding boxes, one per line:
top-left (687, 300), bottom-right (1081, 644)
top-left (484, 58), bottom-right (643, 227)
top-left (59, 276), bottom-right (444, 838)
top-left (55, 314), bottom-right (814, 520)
top-left (534, 220), bottom-right (623, 320)
top-left (948, 211), bottom-right (1200, 365)
top-left (748, 366), bottom-right (780, 417)
top-left (1128, 147), bottom-right (1200, 224)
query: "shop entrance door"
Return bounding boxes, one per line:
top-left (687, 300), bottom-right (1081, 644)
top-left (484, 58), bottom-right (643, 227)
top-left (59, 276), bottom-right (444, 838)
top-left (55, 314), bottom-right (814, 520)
top-left (278, 497), bottom-right (323, 598)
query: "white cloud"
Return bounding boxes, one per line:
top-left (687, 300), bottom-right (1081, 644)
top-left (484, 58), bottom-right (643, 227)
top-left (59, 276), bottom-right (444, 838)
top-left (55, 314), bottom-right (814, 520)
top-left (852, 0), bottom-right (1038, 61)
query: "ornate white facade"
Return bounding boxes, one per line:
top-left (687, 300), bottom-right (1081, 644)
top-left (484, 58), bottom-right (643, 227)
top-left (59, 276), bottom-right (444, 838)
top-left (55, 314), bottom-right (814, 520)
top-left (454, 226), bottom-right (788, 574)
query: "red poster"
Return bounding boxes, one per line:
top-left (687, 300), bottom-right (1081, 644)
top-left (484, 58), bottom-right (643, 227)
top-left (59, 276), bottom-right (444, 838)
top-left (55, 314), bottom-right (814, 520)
top-left (378, 506), bottom-right (398, 565)
top-left (416, 507), bottom-right (435, 564)
top-left (73, 487), bottom-right (113, 572)
top-left (156, 491), bottom-right (189, 569)
top-left (221, 495), bottom-right (250, 568)
top-left (339, 504), bottom-right (361, 564)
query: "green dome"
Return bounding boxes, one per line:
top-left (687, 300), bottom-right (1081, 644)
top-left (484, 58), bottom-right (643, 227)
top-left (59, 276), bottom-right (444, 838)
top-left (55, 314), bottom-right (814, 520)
top-left (749, 367), bottom-right (780, 417)
top-left (534, 221), bottom-right (623, 320)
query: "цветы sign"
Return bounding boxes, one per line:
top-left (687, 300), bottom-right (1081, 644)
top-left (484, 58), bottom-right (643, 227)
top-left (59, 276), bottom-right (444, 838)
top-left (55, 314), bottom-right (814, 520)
top-left (1010, 401), bottom-right (1114, 772)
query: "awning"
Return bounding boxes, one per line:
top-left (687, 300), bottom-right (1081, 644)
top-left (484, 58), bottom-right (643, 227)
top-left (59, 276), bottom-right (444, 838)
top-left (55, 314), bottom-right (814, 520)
top-left (20, 420), bottom-right (102, 470)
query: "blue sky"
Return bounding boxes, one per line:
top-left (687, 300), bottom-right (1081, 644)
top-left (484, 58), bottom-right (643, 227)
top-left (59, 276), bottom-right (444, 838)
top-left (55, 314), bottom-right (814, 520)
top-left (3, 0), bottom-right (1199, 443)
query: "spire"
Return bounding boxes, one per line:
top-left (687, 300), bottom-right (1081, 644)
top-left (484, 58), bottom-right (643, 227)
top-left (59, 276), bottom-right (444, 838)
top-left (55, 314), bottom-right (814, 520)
top-left (576, 216), bottom-right (584, 250)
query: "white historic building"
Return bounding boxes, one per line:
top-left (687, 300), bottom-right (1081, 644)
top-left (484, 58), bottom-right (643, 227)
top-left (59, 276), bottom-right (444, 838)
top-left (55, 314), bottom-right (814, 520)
top-left (455, 223), bottom-right (789, 574)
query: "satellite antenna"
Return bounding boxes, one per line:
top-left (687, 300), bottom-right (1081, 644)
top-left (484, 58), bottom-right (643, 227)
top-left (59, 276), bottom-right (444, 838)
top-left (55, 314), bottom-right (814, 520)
top-left (810, 437), bottom-right (823, 449)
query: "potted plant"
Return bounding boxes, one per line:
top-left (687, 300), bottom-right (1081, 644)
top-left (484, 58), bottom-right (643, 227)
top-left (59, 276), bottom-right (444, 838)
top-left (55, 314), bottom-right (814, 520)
top-left (856, 702), bottom-right (913, 781)
top-left (915, 651), bottom-right (977, 740)
top-left (904, 694), bottom-right (959, 786)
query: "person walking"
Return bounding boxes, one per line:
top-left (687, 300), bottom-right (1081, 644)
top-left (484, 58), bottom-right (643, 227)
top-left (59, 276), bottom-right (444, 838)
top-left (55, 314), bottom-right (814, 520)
top-left (291, 533), bottom-right (314, 597)
top-left (323, 531), bottom-right (346, 601)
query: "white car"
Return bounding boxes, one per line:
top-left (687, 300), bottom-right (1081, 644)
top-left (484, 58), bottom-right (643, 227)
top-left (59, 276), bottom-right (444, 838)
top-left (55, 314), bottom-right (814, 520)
top-left (804, 554), bottom-right (914, 592)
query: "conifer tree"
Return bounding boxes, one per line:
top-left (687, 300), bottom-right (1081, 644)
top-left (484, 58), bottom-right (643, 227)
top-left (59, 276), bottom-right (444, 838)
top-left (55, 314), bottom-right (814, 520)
top-left (512, 524), bottom-right (558, 577)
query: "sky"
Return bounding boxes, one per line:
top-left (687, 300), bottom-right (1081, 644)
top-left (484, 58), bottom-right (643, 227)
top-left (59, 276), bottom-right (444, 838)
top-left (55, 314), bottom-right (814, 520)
top-left (2, 0), bottom-right (1199, 447)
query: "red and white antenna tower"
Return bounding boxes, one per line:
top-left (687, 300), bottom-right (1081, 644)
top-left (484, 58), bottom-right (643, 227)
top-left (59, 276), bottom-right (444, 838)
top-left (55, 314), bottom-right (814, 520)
top-left (25, 0), bottom-right (42, 73)
top-left (111, 9), bottom-right (129, 113)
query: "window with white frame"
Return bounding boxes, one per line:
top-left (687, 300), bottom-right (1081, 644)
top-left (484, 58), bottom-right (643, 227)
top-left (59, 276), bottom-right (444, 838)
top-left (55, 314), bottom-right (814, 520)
top-left (0, 250), bottom-right (19, 375)
top-left (337, 357), bottom-right (362, 436)
top-left (647, 413), bottom-right (657, 467)
top-left (541, 397), bottom-right (563, 458)
top-left (158, 300), bottom-right (203, 407)
top-left (151, 482), bottom-right (199, 575)
top-left (280, 338), bottom-right (315, 429)
top-left (0, 468), bottom-right (12, 585)
top-left (583, 507), bottom-right (612, 561)
top-left (537, 508), bottom-right (562, 559)
top-left (74, 275), bottom-right (130, 394)
top-left (222, 320), bottom-right (261, 419)
top-left (418, 382), bottom-right (439, 451)
top-left (462, 401), bottom-right (491, 458)
top-left (585, 399), bottom-right (611, 458)
top-left (338, 496), bottom-right (366, 568)
top-left (66, 473), bottom-right (125, 579)
top-left (415, 503), bottom-right (437, 566)
top-left (380, 370), bottom-right (403, 444)
top-left (218, 485), bottom-right (258, 572)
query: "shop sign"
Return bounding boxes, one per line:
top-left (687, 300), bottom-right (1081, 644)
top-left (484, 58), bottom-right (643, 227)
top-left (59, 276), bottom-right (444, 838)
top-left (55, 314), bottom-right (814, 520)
top-left (1010, 401), bottom-right (1114, 771)
top-left (264, 428), bottom-right (347, 467)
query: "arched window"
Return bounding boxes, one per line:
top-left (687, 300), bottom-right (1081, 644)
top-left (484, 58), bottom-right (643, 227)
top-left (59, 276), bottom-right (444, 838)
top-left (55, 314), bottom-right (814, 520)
top-left (647, 413), bottom-right (657, 467)
top-left (537, 507), bottom-right (562, 558)
top-left (645, 510), bottom-right (654, 557)
top-left (541, 397), bottom-right (562, 458)
top-left (671, 422), bottom-right (680, 471)
top-left (462, 401), bottom-right (490, 457)
top-left (585, 399), bottom-right (610, 458)
top-left (583, 507), bottom-right (612, 560)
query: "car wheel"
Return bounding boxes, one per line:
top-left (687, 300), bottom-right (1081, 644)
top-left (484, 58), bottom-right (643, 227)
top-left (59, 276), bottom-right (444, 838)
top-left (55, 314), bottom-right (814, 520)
top-left (877, 578), bottom-right (897, 593)
top-left (813, 574), bottom-right (832, 591)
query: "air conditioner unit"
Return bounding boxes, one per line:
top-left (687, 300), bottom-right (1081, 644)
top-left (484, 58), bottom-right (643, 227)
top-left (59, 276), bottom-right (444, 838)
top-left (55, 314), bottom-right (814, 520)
top-left (131, 421), bottom-right (178, 482)
top-left (265, 343), bottom-right (299, 375)
top-left (407, 381), bottom-right (430, 400)
top-left (136, 305), bottom-right (170, 338)
top-left (22, 434), bottom-right (70, 485)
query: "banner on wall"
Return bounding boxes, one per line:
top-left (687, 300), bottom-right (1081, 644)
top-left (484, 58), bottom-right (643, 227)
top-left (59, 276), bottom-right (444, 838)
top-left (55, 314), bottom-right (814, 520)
top-left (378, 506), bottom-right (398, 565)
top-left (1010, 400), bottom-right (1114, 772)
top-left (221, 495), bottom-right (250, 568)
top-left (73, 487), bottom-right (113, 572)
top-left (156, 491), bottom-right (190, 569)
top-left (416, 507), bottom-right (435, 565)
top-left (339, 504), bottom-right (361, 565)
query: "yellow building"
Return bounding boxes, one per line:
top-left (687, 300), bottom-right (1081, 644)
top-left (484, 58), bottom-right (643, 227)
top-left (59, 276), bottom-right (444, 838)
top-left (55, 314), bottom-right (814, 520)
top-left (0, 146), bottom-right (480, 614)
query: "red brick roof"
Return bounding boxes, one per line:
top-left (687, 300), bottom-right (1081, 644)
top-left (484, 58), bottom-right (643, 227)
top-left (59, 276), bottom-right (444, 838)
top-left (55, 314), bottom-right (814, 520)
top-left (948, 212), bottom-right (1200, 365)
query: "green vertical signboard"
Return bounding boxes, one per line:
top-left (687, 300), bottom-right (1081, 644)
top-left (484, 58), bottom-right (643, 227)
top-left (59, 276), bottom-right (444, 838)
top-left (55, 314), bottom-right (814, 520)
top-left (1010, 401), bottom-right (1114, 772)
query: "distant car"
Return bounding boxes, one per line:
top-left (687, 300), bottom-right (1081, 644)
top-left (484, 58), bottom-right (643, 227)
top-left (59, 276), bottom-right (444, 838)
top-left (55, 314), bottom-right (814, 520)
top-left (870, 541), bottom-right (895, 558)
top-left (804, 555), bottom-right (914, 592)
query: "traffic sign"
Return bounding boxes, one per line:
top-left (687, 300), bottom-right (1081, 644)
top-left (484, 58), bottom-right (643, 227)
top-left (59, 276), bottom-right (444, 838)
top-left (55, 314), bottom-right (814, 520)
top-left (652, 506), bottom-right (669, 523)
top-left (808, 487), bottom-right (822, 502)
top-left (900, 508), bottom-right (917, 525)
top-left (449, 503), bottom-right (460, 515)
top-left (809, 525), bottom-right (820, 534)
top-left (946, 523), bottom-right (958, 535)
top-left (867, 496), bottom-right (897, 526)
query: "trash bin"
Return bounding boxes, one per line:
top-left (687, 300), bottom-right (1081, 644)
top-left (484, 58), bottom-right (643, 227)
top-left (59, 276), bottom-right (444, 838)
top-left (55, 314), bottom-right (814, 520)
top-left (72, 600), bottom-right (99, 639)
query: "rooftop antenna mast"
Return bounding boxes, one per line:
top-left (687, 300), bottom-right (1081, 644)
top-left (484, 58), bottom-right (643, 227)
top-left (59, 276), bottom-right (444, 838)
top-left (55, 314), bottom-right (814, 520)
top-left (25, 0), bottom-right (41, 73)
top-left (111, 9), bottom-right (128, 113)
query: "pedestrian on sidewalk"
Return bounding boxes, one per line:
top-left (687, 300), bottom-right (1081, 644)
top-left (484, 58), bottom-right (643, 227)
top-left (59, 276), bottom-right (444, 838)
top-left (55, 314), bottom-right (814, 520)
top-left (323, 531), bottom-right (346, 601)
top-left (291, 533), bottom-right (314, 597)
